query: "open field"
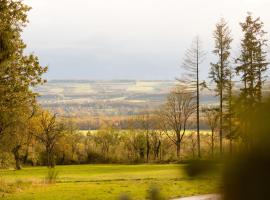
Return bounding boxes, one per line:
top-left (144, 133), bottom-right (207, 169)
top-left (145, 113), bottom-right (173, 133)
top-left (0, 164), bottom-right (219, 200)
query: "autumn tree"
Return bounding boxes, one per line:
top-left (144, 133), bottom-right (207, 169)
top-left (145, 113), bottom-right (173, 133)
top-left (209, 18), bottom-right (233, 155)
top-left (181, 36), bottom-right (206, 158)
top-left (150, 116), bottom-right (163, 161)
top-left (137, 110), bottom-right (153, 162)
top-left (159, 86), bottom-right (196, 159)
top-left (94, 123), bottom-right (119, 160)
top-left (0, 104), bottom-right (37, 169)
top-left (0, 0), bottom-right (47, 153)
top-left (202, 106), bottom-right (219, 157)
top-left (35, 111), bottom-right (64, 168)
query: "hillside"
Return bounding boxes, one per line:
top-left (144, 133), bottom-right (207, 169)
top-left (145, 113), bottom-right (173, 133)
top-left (34, 80), bottom-right (217, 117)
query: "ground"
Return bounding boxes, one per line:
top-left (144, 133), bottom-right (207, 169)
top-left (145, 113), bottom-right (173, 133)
top-left (0, 164), bottom-right (219, 200)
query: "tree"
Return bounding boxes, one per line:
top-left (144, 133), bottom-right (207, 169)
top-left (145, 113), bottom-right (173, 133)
top-left (150, 116), bottom-right (163, 161)
top-left (0, 104), bottom-right (36, 169)
top-left (224, 66), bottom-right (236, 154)
top-left (137, 110), bottom-right (152, 162)
top-left (202, 106), bottom-right (219, 157)
top-left (181, 36), bottom-right (206, 158)
top-left (35, 111), bottom-right (64, 168)
top-left (235, 13), bottom-right (268, 146)
top-left (209, 18), bottom-right (233, 155)
top-left (121, 122), bottom-right (146, 163)
top-left (0, 0), bottom-right (47, 155)
top-left (159, 87), bottom-right (196, 159)
top-left (0, 0), bottom-right (47, 107)
top-left (94, 123), bottom-right (119, 160)
top-left (236, 13), bottom-right (268, 107)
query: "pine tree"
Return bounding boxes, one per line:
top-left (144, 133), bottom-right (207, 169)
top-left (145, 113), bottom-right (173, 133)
top-left (209, 18), bottom-right (232, 155)
top-left (236, 13), bottom-right (268, 146)
top-left (224, 66), bottom-right (235, 154)
top-left (236, 13), bottom-right (268, 107)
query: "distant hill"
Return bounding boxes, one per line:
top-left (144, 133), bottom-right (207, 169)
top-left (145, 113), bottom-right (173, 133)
top-left (34, 80), bottom-right (217, 117)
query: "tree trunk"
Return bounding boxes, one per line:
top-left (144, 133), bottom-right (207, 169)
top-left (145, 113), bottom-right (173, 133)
top-left (211, 129), bottom-right (214, 158)
top-left (220, 64), bottom-right (223, 156)
top-left (229, 139), bottom-right (233, 155)
top-left (146, 133), bottom-right (150, 162)
top-left (196, 40), bottom-right (201, 159)
top-left (155, 140), bottom-right (161, 160)
top-left (12, 145), bottom-right (21, 170)
top-left (220, 99), bottom-right (223, 155)
top-left (46, 146), bottom-right (54, 168)
top-left (22, 151), bottom-right (29, 165)
top-left (47, 150), bottom-right (51, 167)
top-left (176, 141), bottom-right (181, 160)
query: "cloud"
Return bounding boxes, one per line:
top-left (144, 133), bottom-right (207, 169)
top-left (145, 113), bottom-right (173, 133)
top-left (23, 0), bottom-right (270, 80)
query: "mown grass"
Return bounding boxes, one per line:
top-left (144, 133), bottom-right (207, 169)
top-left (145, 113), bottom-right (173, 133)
top-left (0, 164), bottom-right (220, 200)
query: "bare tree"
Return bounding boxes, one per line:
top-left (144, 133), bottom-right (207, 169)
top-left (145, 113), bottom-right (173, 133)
top-left (180, 36), bottom-right (206, 158)
top-left (159, 87), bottom-right (196, 159)
top-left (202, 106), bottom-right (219, 157)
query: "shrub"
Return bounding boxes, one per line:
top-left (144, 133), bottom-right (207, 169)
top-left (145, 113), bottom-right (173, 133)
top-left (45, 168), bottom-right (59, 184)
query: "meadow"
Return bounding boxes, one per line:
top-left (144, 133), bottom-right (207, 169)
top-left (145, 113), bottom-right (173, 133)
top-left (0, 164), bottom-right (219, 200)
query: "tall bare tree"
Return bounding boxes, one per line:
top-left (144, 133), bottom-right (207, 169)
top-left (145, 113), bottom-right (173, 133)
top-left (181, 36), bottom-right (206, 158)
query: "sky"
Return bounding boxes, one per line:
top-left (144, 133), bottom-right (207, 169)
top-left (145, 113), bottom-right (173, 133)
top-left (23, 0), bottom-right (270, 80)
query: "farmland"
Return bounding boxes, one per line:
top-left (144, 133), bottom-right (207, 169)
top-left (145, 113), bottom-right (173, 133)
top-left (34, 80), bottom-right (217, 117)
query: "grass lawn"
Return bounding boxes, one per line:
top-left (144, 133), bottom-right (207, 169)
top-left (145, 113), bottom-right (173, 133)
top-left (0, 164), bottom-right (220, 200)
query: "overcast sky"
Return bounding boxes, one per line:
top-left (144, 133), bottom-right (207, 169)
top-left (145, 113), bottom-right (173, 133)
top-left (23, 0), bottom-right (270, 80)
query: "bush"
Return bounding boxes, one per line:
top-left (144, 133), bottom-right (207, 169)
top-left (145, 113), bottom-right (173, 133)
top-left (0, 152), bottom-right (14, 169)
top-left (45, 168), bottom-right (59, 184)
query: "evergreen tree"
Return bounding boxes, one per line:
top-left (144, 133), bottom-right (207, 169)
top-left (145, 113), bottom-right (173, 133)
top-left (209, 18), bottom-right (232, 155)
top-left (224, 66), bottom-right (235, 154)
top-left (235, 13), bottom-right (268, 146)
top-left (236, 13), bottom-right (268, 107)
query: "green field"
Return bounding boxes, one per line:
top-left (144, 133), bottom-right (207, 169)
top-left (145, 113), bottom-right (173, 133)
top-left (0, 164), bottom-right (219, 200)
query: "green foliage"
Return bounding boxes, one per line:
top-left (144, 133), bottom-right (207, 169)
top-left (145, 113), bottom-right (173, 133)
top-left (210, 18), bottom-right (233, 155)
top-left (0, 0), bottom-right (47, 170)
top-left (210, 18), bottom-right (232, 96)
top-left (236, 13), bottom-right (268, 106)
top-left (34, 110), bottom-right (65, 167)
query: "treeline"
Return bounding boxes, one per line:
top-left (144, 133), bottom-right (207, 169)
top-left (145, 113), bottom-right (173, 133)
top-left (0, 0), bottom-right (269, 169)
top-left (0, 113), bottom-right (226, 168)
